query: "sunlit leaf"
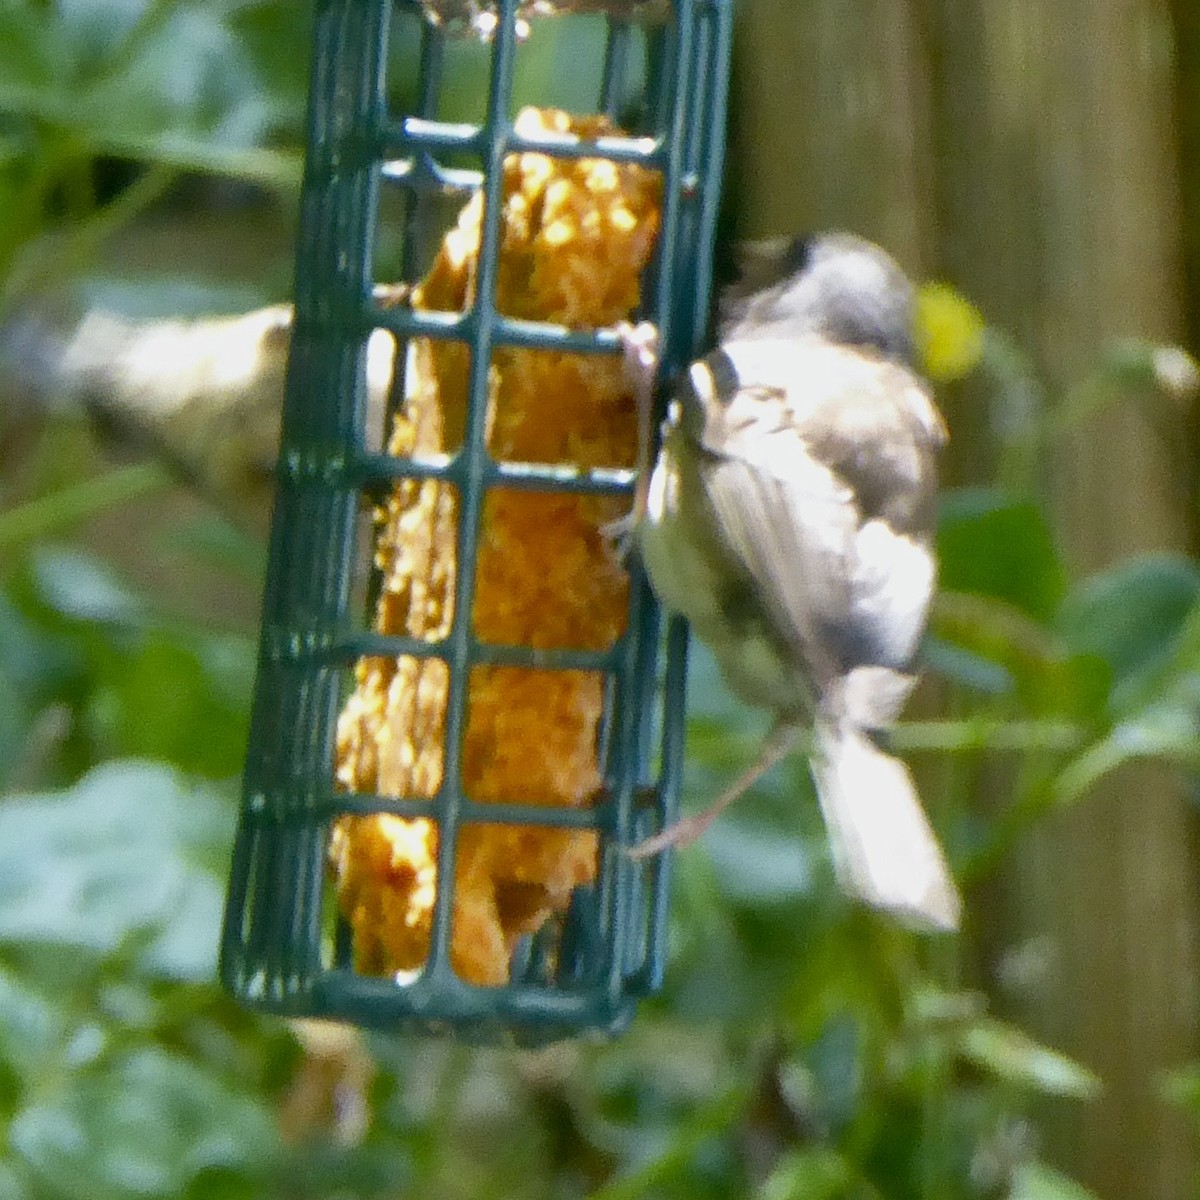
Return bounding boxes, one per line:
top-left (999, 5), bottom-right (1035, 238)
top-left (757, 1147), bottom-right (851, 1200)
top-left (960, 1019), bottom-right (1100, 1099)
top-left (9, 1046), bottom-right (277, 1200)
top-left (0, 760), bottom-right (235, 981)
top-left (1010, 1162), bottom-right (1101, 1200)
top-left (31, 546), bottom-right (147, 626)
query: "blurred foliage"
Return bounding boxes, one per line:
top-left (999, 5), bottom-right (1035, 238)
top-left (0, 0), bottom-right (309, 317)
top-left (3, 2), bottom-right (1200, 1199)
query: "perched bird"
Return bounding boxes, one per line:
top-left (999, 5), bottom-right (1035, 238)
top-left (625, 232), bottom-right (960, 930)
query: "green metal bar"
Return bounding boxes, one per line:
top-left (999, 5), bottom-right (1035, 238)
top-left (380, 117), bottom-right (665, 166)
top-left (346, 451), bottom-right (636, 494)
top-left (307, 633), bottom-right (626, 672)
top-left (320, 794), bottom-right (614, 828)
top-left (367, 304), bottom-right (630, 352)
top-left (424, 0), bottom-right (523, 981)
top-left (222, 0), bottom-right (392, 1000)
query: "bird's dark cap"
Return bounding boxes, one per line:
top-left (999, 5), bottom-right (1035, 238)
top-left (720, 232), bottom-right (917, 367)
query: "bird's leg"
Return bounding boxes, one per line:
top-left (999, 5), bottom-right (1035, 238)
top-left (627, 721), bottom-right (801, 859)
top-left (603, 320), bottom-right (660, 557)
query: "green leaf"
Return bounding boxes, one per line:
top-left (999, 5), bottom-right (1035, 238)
top-left (66, 4), bottom-right (269, 147)
top-left (0, 760), bottom-right (235, 981)
top-left (1051, 561), bottom-right (1200, 800)
top-left (8, 1046), bottom-right (278, 1200)
top-left (1010, 1162), bottom-right (1101, 1200)
top-left (0, 965), bottom-right (68, 1084)
top-left (0, 7), bottom-right (70, 91)
top-left (57, 0), bottom-right (149, 63)
top-left (705, 820), bottom-right (816, 906)
top-left (94, 633), bottom-right (249, 775)
top-left (786, 1014), bottom-right (865, 1134)
top-left (683, 640), bottom-right (753, 730)
top-left (1059, 554), bottom-right (1200, 694)
top-left (0, 1159), bottom-right (30, 1200)
top-left (938, 489), bottom-right (1066, 624)
top-left (159, 512), bottom-right (268, 585)
top-left (960, 1019), bottom-right (1100, 1099)
top-left (1055, 697), bottom-right (1200, 805)
top-left (228, 2), bottom-right (314, 127)
top-left (22, 547), bottom-right (252, 774)
top-left (930, 592), bottom-right (1107, 717)
top-left (31, 546), bottom-right (147, 626)
top-left (0, 591), bottom-right (76, 787)
top-left (922, 633), bottom-right (1015, 694)
top-left (757, 1148), bottom-right (851, 1200)
top-left (0, 468), bottom-right (170, 558)
top-left (1107, 592), bottom-right (1200, 720)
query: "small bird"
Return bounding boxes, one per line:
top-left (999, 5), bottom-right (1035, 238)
top-left (1, 287), bottom-right (406, 538)
top-left (625, 232), bottom-right (960, 930)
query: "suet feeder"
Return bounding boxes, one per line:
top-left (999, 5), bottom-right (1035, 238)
top-left (220, 0), bottom-right (732, 1043)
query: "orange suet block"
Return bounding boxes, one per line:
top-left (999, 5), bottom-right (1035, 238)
top-left (333, 108), bottom-right (662, 985)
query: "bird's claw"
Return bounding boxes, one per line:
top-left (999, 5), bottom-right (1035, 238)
top-left (617, 320), bottom-right (661, 389)
top-left (601, 511), bottom-right (638, 564)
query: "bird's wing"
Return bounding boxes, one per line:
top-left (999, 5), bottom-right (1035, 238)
top-left (696, 384), bottom-right (857, 688)
top-left (687, 339), bottom-right (941, 685)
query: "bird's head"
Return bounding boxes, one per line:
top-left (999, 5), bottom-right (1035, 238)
top-left (720, 232), bottom-right (916, 366)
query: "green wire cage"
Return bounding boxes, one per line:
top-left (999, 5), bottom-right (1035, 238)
top-left (220, 0), bottom-right (732, 1043)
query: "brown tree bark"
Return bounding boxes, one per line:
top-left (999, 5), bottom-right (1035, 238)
top-left (726, 0), bottom-right (931, 265)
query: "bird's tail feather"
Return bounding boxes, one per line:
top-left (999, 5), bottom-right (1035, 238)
top-left (810, 719), bottom-right (960, 930)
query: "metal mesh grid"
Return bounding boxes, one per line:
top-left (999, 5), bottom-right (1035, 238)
top-left (220, 0), bottom-right (732, 1043)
